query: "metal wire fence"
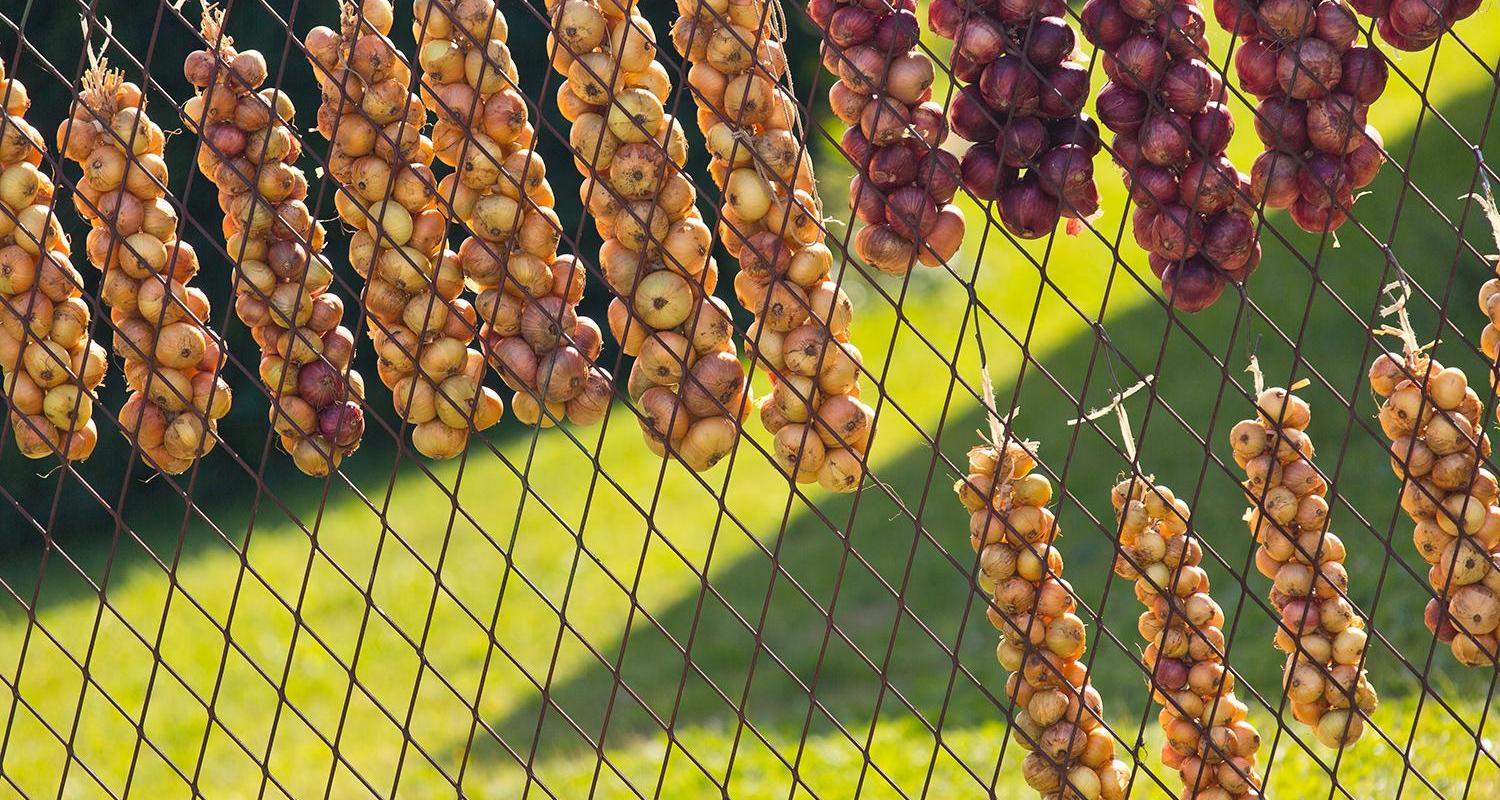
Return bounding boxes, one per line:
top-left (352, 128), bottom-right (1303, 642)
top-left (0, 0), bottom-right (1497, 797)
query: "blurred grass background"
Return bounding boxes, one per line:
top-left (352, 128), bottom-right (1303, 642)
top-left (1, 0), bottom-right (1499, 797)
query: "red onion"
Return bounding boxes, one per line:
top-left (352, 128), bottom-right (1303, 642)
top-left (1253, 96), bottom-right (1310, 153)
top-left (917, 149), bottom-right (962, 204)
top-left (1164, 257), bottom-right (1226, 311)
top-left (809, 0), bottom-right (840, 28)
top-left (829, 5), bottom-right (879, 48)
top-left (319, 401), bottom-right (365, 447)
top-left (1387, 0), bottom-right (1451, 44)
top-left (979, 56), bottom-right (1041, 115)
top-left (1346, 125), bottom-right (1385, 188)
top-left (1349, 0), bottom-right (1389, 15)
top-left (1315, 0), bottom-right (1360, 49)
top-left (1161, 59), bottom-right (1215, 115)
top-left (1212, 0), bottom-right (1259, 35)
top-left (1306, 92), bottom-right (1365, 154)
top-left (1025, 17), bottom-right (1076, 66)
top-left (841, 126), bottom-right (873, 167)
top-left (999, 175), bottom-right (1062, 238)
top-left (996, 0), bottom-right (1044, 23)
top-left (868, 141), bottom-right (920, 189)
top-left (1081, 0), bottom-right (1136, 48)
top-left (1235, 39), bottom-right (1281, 97)
top-left (885, 185), bottom-right (939, 239)
top-left (1105, 34), bottom-right (1169, 91)
top-left (957, 16), bottom-right (1008, 62)
top-left (1138, 111), bottom-right (1192, 168)
top-left (1251, 149), bottom-right (1302, 208)
top-left (850, 175), bottom-right (887, 224)
top-left (910, 101), bottom-right (949, 146)
top-left (927, 0), bottom-right (966, 38)
top-left (1202, 210), bottom-right (1257, 272)
top-left (961, 145), bottom-right (1013, 200)
top-left (1296, 152), bottom-right (1351, 208)
top-left (1155, 4), bottom-right (1208, 57)
top-left (1095, 83), bottom-right (1149, 136)
top-left (1039, 63), bottom-right (1090, 118)
top-left (298, 359), bottom-right (345, 409)
top-left (1119, 0), bottom-right (1163, 21)
top-left (1258, 0), bottom-right (1317, 42)
top-left (1191, 103), bottom-right (1235, 154)
top-left (997, 116), bottom-right (1048, 167)
top-left (1136, 207), bottom-right (1163, 253)
top-left (1152, 203), bottom-right (1204, 260)
top-left (1036, 144), bottom-right (1095, 196)
top-left (949, 85), bottom-right (1000, 142)
top-left (1339, 47), bottom-right (1389, 104)
top-left (1289, 196), bottom-right (1347, 232)
top-left (1180, 155), bottom-right (1239, 215)
top-left (875, 9), bottom-right (921, 53)
top-left (1130, 163), bottom-right (1183, 207)
top-left (1277, 37), bottom-right (1342, 100)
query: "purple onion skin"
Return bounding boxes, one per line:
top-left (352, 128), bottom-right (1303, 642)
top-left (997, 116), bottom-right (1048, 167)
top-left (1235, 39), bottom-right (1281, 97)
top-left (927, 0), bottom-right (965, 38)
top-left (961, 145), bottom-right (1014, 201)
top-left (875, 10), bottom-right (922, 54)
top-left (917, 149), bottom-right (962, 204)
top-left (1212, 0), bottom-right (1260, 35)
top-left (868, 141), bottom-right (921, 189)
top-left (1191, 103), bottom-right (1235, 155)
top-left (319, 401), bottom-right (365, 447)
top-left (1037, 144), bottom-right (1095, 196)
top-left (1161, 59), bottom-right (1215, 115)
top-left (1138, 112), bottom-right (1192, 168)
top-left (1253, 97), bottom-right (1310, 153)
top-left (1129, 162), bottom-right (1182, 207)
top-left (979, 56), bottom-right (1041, 115)
top-left (1180, 155), bottom-right (1239, 215)
top-left (949, 85), bottom-right (999, 142)
top-left (1339, 47), bottom-right (1389, 104)
top-left (1082, 0), bottom-right (1135, 49)
top-left (1202, 211), bottom-right (1257, 272)
top-left (999, 176), bottom-right (1063, 238)
top-left (840, 126), bottom-right (873, 167)
top-left (1048, 114), bottom-right (1103, 155)
top-left (1059, 180), bottom-right (1101, 219)
top-left (1163, 257), bottom-right (1227, 312)
top-left (1095, 83), bottom-right (1149, 137)
top-left (1039, 63), bottom-right (1091, 119)
top-left (1024, 16), bottom-right (1076, 67)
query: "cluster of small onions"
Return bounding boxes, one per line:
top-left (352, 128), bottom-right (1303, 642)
top-left (954, 440), bottom-right (1130, 799)
top-left (670, 0), bottom-right (873, 492)
top-left (1081, 0), bottom-right (1261, 312)
top-left (182, 21), bottom-right (366, 476)
top-left (1215, 0), bottom-right (1388, 234)
top-left (412, 0), bottom-right (611, 429)
top-left (0, 71), bottom-right (105, 461)
top-left (807, 0), bottom-right (964, 273)
top-left (928, 0), bottom-right (1105, 238)
top-left (1109, 476), bottom-right (1265, 795)
top-left (1230, 388), bottom-right (1380, 742)
top-left (1348, 0), bottom-right (1480, 51)
top-left (548, 0), bottom-right (750, 471)
top-left (62, 68), bottom-right (229, 474)
top-left (1369, 351), bottom-right (1500, 667)
top-left (306, 0), bottom-right (501, 461)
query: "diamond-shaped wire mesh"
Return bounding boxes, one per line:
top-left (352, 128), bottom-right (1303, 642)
top-left (0, 0), bottom-right (1498, 797)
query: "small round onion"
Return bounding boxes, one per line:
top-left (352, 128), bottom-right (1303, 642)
top-left (1138, 112), bottom-right (1192, 168)
top-left (1289, 195), bottom-right (1348, 232)
top-left (1105, 35), bottom-right (1168, 91)
top-left (1253, 97), bottom-right (1310, 153)
top-left (1048, 114), bottom-right (1102, 155)
top-left (1258, 0), bottom-right (1317, 42)
top-left (1095, 83), bottom-right (1149, 136)
top-left (979, 56), bottom-right (1041, 116)
top-left (1163, 257), bottom-right (1226, 312)
top-left (1212, 0), bottom-right (1260, 35)
top-left (885, 186), bottom-right (940, 240)
top-left (1036, 144), bottom-right (1094, 196)
top-left (1306, 93), bottom-right (1366, 155)
top-left (1234, 39), bottom-right (1281, 98)
top-left (1277, 38), bottom-right (1343, 100)
top-left (828, 5), bottom-right (879, 48)
top-left (927, 0), bottom-right (966, 38)
top-left (868, 141), bottom-right (920, 189)
top-left (949, 85), bottom-right (999, 142)
top-left (1191, 103), bottom-right (1235, 155)
top-left (1129, 162), bottom-right (1182, 207)
top-left (1202, 211), bottom-right (1257, 273)
top-left (1346, 125), bottom-right (1386, 188)
top-left (997, 116), bottom-right (1048, 167)
top-left (1315, 0), bottom-right (1361, 49)
top-left (1151, 204), bottom-right (1203, 260)
top-left (961, 145), bottom-right (1013, 201)
top-left (1081, 0), bottom-right (1135, 49)
top-left (1339, 47), bottom-right (1389, 104)
top-left (874, 9), bottom-right (921, 54)
top-left (1038, 63), bottom-right (1090, 119)
top-left (1155, 4), bottom-right (1207, 57)
top-left (1024, 17), bottom-right (1076, 67)
top-left (1251, 149), bottom-right (1301, 208)
top-left (917, 149), bottom-right (962, 204)
top-left (1297, 152), bottom-right (1351, 209)
top-left (1386, 0), bottom-right (1451, 45)
top-left (999, 175), bottom-right (1062, 239)
top-left (1161, 59), bottom-right (1215, 115)
top-left (1180, 155), bottom-right (1239, 215)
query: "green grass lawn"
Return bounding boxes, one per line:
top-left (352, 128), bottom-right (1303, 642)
top-left (3, 5), bottom-right (1500, 799)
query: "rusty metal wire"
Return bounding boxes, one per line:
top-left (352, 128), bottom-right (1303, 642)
top-left (0, 0), bottom-right (1497, 797)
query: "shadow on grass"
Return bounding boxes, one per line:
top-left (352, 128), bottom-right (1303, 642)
top-left (471, 79), bottom-right (1500, 772)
